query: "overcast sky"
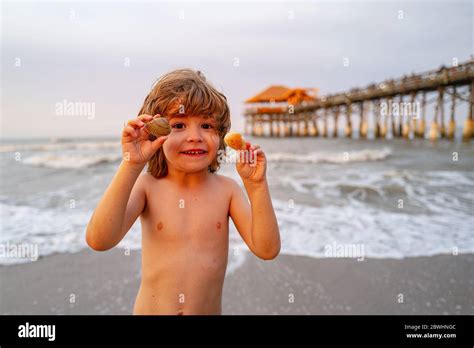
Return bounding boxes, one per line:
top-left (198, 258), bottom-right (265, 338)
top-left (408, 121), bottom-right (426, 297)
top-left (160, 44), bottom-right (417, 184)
top-left (1, 0), bottom-right (472, 138)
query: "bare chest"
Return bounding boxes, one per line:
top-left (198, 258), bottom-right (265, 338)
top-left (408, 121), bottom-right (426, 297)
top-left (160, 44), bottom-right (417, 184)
top-left (142, 185), bottom-right (231, 248)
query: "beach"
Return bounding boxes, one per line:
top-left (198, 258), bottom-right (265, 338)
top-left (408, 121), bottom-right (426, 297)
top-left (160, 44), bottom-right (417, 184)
top-left (1, 249), bottom-right (472, 315)
top-left (1, 0), bottom-right (473, 325)
top-left (1, 136), bottom-right (473, 265)
top-left (1, 136), bottom-right (473, 315)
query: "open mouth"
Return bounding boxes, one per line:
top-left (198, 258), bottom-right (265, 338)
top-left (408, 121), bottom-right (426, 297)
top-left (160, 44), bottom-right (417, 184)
top-left (180, 149), bottom-right (208, 157)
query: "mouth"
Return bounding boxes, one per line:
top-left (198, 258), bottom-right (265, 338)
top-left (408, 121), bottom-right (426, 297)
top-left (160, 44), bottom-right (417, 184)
top-left (179, 149), bottom-right (208, 157)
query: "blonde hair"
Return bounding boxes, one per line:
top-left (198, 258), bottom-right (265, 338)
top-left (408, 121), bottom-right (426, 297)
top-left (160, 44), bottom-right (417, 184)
top-left (137, 69), bottom-right (231, 178)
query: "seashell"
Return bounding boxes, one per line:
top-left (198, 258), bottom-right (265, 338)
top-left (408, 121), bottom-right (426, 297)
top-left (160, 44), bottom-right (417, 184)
top-left (224, 132), bottom-right (247, 150)
top-left (145, 117), bottom-right (171, 140)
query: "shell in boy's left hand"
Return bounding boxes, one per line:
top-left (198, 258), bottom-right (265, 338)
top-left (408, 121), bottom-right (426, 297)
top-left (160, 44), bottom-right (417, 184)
top-left (224, 132), bottom-right (248, 150)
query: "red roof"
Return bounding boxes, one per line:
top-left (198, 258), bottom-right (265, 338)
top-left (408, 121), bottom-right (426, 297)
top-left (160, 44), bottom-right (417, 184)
top-left (246, 86), bottom-right (318, 104)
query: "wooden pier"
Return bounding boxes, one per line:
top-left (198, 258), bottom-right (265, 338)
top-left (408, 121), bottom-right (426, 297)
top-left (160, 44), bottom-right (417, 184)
top-left (244, 60), bottom-right (474, 141)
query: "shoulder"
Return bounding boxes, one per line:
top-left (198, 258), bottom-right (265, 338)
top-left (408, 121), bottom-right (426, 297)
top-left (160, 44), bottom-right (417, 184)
top-left (213, 174), bottom-right (241, 195)
top-left (136, 172), bottom-right (161, 191)
top-left (139, 172), bottom-right (155, 182)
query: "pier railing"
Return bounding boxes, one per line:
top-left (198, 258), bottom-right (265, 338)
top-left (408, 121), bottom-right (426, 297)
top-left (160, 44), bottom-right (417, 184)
top-left (244, 60), bottom-right (474, 141)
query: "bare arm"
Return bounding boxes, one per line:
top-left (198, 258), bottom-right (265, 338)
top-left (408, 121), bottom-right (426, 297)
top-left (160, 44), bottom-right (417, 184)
top-left (86, 161), bottom-right (145, 251)
top-left (230, 178), bottom-right (281, 260)
top-left (230, 143), bottom-right (281, 260)
top-left (86, 114), bottom-right (168, 251)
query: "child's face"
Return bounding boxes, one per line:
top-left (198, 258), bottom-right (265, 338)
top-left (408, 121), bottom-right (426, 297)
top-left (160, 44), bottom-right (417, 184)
top-left (162, 114), bottom-right (220, 174)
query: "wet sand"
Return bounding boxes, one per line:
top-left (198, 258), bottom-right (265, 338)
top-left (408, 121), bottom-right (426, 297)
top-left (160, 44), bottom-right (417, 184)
top-left (0, 249), bottom-right (472, 315)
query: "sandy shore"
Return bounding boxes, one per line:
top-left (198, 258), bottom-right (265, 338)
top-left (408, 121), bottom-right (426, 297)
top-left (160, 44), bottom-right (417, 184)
top-left (0, 249), bottom-right (472, 315)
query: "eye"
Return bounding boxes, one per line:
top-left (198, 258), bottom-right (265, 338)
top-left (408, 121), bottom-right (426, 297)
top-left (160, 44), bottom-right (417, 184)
top-left (201, 123), bottom-right (214, 129)
top-left (171, 123), bottom-right (185, 129)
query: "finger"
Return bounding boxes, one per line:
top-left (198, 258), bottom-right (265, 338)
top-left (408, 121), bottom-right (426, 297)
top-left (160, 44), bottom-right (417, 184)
top-left (123, 126), bottom-right (138, 138)
top-left (137, 127), bottom-right (150, 141)
top-left (126, 118), bottom-right (143, 127)
top-left (127, 118), bottom-right (145, 129)
top-left (240, 150), bottom-right (257, 164)
top-left (249, 149), bottom-right (258, 161)
top-left (250, 144), bottom-right (260, 150)
top-left (137, 114), bottom-right (155, 122)
top-left (248, 149), bottom-right (262, 162)
top-left (151, 135), bottom-right (169, 151)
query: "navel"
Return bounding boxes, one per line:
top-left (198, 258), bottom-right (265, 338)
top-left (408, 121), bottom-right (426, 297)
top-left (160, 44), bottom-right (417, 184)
top-left (157, 222), bottom-right (163, 230)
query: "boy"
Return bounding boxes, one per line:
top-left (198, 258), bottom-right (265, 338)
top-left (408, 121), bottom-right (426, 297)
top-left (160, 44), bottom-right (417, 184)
top-left (86, 69), bottom-right (280, 315)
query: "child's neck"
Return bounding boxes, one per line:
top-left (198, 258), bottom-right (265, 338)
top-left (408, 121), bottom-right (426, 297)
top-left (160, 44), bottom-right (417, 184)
top-left (166, 166), bottom-right (210, 188)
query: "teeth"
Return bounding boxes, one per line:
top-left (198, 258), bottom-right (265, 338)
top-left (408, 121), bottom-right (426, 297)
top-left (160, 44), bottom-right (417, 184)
top-left (184, 151), bottom-right (204, 154)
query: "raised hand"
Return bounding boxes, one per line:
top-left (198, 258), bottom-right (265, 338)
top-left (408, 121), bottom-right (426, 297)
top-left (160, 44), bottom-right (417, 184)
top-left (121, 114), bottom-right (168, 166)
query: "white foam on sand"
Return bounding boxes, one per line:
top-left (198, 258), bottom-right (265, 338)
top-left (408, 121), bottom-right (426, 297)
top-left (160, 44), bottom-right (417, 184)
top-left (1, 168), bottom-right (472, 272)
top-left (8, 144), bottom-right (392, 169)
top-left (266, 147), bottom-right (392, 164)
top-left (270, 197), bottom-right (474, 260)
top-left (269, 168), bottom-right (474, 259)
top-left (22, 153), bottom-right (122, 169)
top-left (0, 203), bottom-right (92, 265)
top-left (0, 141), bottom-right (120, 153)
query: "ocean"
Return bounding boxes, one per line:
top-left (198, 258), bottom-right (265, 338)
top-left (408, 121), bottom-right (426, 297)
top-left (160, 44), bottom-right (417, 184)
top-left (1, 136), bottom-right (473, 274)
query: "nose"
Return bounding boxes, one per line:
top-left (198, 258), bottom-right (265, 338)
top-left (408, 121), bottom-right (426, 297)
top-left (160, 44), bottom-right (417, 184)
top-left (186, 124), bottom-right (203, 143)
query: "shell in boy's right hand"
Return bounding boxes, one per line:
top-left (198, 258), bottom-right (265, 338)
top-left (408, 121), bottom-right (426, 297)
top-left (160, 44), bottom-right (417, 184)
top-left (145, 117), bottom-right (171, 140)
